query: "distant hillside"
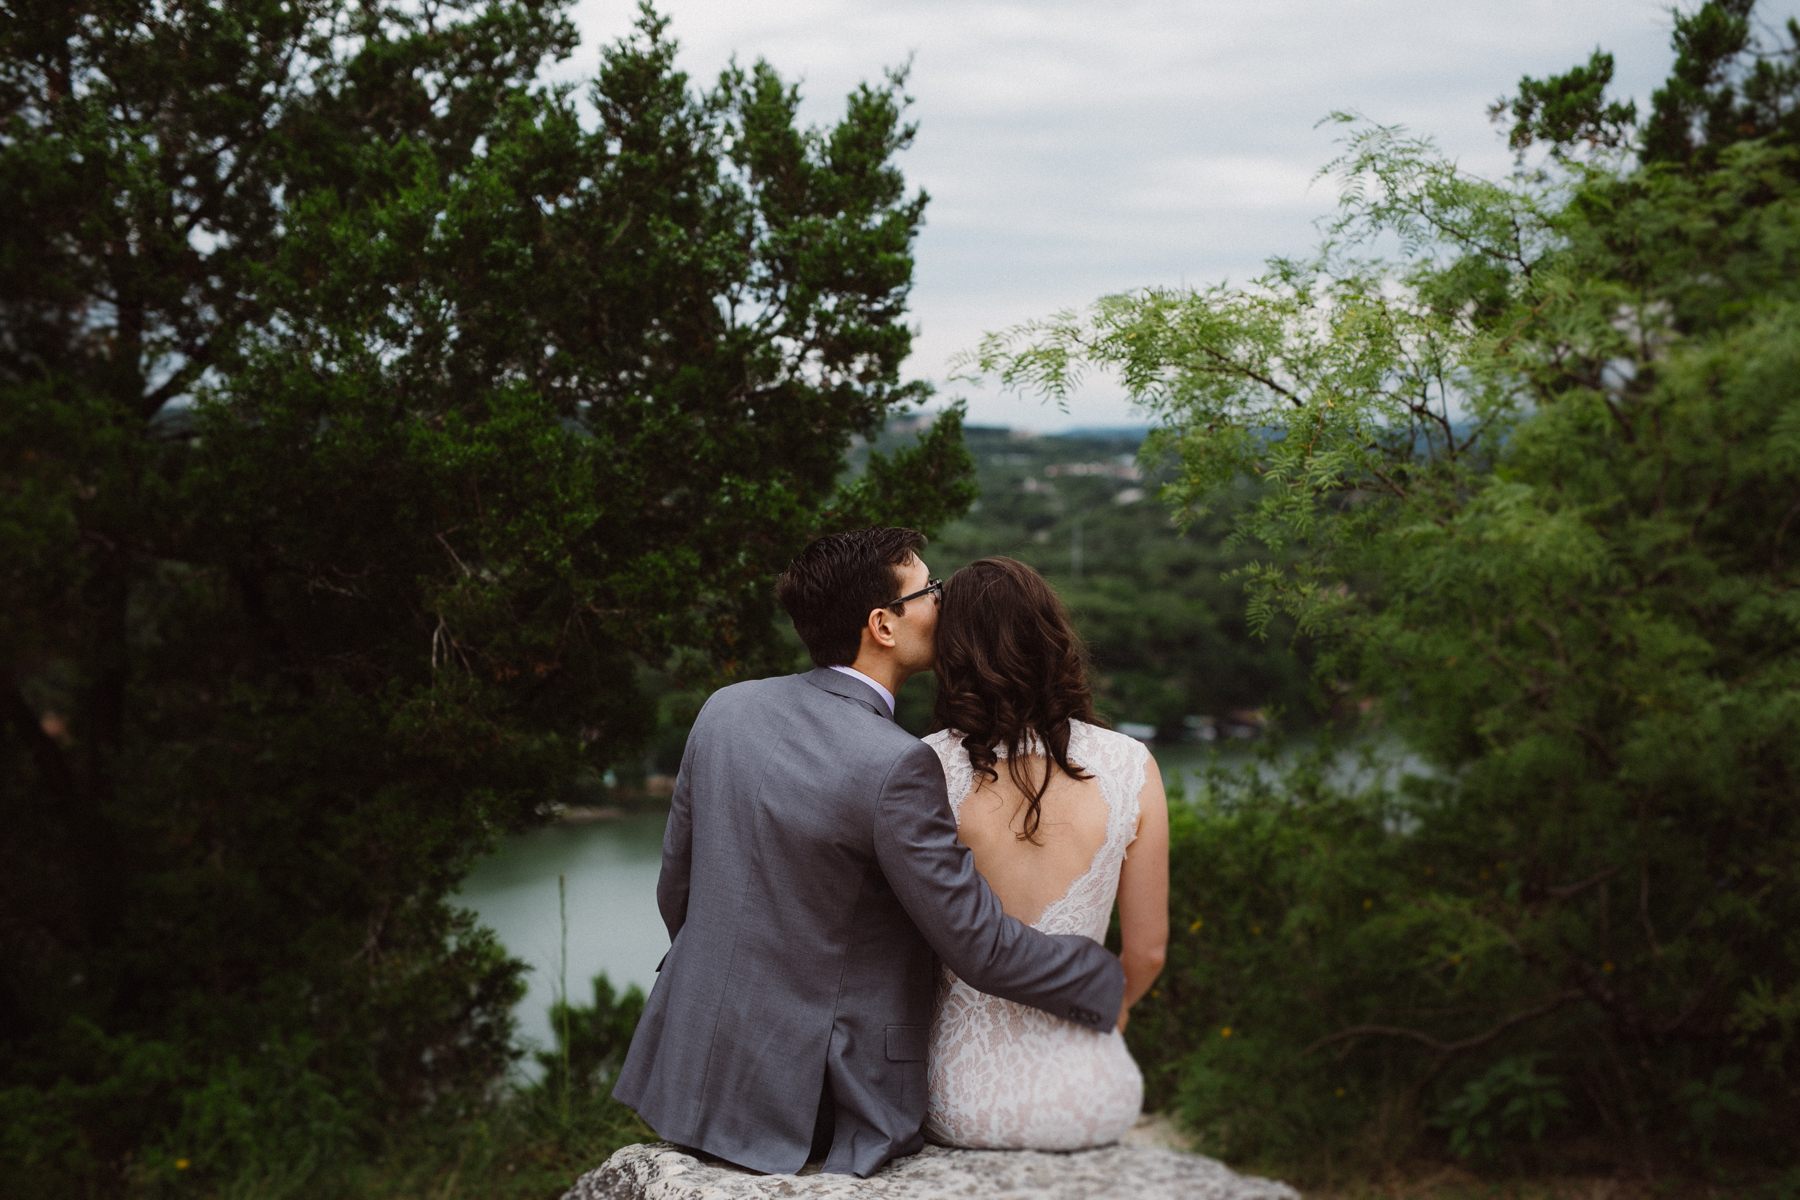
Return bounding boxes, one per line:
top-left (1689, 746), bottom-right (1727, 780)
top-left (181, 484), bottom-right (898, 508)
top-left (856, 416), bottom-right (1316, 739)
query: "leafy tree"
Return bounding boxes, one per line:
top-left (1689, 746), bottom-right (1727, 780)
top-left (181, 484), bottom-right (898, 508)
top-left (0, 0), bottom-right (966, 1190)
top-left (982, 2), bottom-right (1800, 1177)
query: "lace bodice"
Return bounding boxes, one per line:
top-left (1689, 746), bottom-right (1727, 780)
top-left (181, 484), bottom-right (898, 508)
top-left (928, 721), bottom-right (1146, 941)
top-left (920, 720), bottom-right (1148, 1150)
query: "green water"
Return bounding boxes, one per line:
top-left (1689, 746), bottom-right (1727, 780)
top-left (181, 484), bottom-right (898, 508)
top-left (456, 812), bottom-right (670, 1063)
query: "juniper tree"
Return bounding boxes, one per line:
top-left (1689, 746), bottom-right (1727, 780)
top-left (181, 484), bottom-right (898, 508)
top-left (0, 1), bottom-right (969, 1188)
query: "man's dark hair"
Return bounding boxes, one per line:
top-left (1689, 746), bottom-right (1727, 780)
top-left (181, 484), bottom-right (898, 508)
top-left (776, 527), bottom-right (926, 667)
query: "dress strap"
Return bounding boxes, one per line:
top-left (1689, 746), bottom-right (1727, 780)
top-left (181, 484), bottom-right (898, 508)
top-left (924, 730), bottom-right (979, 820)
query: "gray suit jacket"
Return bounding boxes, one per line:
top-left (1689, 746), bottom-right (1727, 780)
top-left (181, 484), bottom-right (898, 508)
top-left (612, 668), bottom-right (1125, 1177)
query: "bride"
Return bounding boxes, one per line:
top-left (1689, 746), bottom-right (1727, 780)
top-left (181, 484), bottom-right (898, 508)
top-left (921, 557), bottom-right (1170, 1150)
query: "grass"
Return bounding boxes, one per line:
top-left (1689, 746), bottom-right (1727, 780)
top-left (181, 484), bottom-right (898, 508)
top-left (345, 1091), bottom-right (653, 1200)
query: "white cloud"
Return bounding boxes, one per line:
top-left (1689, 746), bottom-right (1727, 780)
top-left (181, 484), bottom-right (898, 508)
top-left (559, 0), bottom-right (1795, 429)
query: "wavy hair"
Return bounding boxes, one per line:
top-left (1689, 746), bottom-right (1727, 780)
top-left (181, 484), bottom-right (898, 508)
top-left (931, 557), bottom-right (1101, 843)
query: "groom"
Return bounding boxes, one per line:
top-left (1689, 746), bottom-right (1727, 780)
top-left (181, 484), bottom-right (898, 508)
top-left (612, 527), bottom-right (1124, 1177)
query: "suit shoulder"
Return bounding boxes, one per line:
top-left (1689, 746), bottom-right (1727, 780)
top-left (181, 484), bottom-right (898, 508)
top-left (696, 674), bottom-right (798, 716)
top-left (876, 736), bottom-right (947, 796)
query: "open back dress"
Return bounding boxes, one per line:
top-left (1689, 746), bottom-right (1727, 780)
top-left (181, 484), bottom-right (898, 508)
top-left (920, 720), bottom-right (1147, 1150)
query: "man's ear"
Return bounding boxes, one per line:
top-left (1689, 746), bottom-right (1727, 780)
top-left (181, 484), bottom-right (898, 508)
top-left (866, 606), bottom-right (898, 650)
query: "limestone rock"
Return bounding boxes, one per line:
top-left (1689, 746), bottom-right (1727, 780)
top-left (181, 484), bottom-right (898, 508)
top-left (561, 1140), bottom-right (1301, 1200)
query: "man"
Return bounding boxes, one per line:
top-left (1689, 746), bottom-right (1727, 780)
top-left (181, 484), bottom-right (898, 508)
top-left (612, 527), bottom-right (1124, 1177)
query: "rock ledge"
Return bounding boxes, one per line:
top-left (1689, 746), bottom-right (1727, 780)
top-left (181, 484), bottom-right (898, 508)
top-left (562, 1140), bottom-right (1300, 1200)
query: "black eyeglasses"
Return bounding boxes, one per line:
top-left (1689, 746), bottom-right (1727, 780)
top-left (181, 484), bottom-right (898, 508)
top-left (885, 578), bottom-right (943, 610)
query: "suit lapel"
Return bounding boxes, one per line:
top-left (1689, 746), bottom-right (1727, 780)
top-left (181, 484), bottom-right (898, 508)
top-left (803, 667), bottom-right (894, 721)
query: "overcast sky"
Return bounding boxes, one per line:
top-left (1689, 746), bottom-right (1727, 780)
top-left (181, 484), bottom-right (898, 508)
top-left (553, 0), bottom-right (1796, 431)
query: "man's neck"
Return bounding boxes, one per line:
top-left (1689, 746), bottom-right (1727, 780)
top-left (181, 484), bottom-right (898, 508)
top-left (844, 655), bottom-right (907, 702)
top-left (828, 664), bottom-right (896, 715)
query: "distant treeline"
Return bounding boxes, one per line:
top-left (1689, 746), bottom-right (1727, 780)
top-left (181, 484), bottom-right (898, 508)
top-left (872, 423), bottom-right (1315, 741)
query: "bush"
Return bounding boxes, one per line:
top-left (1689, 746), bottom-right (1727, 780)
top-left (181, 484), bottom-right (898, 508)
top-left (1122, 738), bottom-right (1799, 1182)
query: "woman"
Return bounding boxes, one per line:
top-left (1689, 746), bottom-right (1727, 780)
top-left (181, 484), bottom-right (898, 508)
top-left (922, 556), bottom-right (1170, 1150)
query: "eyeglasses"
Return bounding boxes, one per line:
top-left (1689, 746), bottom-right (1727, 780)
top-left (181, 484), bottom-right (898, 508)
top-left (884, 578), bottom-right (943, 610)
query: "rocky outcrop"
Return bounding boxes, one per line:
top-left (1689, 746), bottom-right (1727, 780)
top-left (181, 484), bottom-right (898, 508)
top-left (561, 1139), bottom-right (1301, 1200)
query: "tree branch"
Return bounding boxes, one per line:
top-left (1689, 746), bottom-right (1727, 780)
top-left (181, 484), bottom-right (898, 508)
top-left (142, 355), bottom-right (209, 420)
top-left (1546, 864), bottom-right (1624, 901)
top-left (1193, 344), bottom-right (1301, 406)
top-left (1300, 989), bottom-right (1584, 1060)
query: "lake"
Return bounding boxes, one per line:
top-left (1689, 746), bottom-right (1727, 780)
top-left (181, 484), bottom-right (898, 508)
top-left (456, 812), bottom-right (671, 1065)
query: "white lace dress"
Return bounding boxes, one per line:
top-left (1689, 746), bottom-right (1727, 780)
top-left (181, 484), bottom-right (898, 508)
top-left (921, 720), bottom-right (1147, 1150)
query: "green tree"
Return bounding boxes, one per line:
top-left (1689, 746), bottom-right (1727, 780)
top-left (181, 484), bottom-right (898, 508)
top-left (0, 0), bottom-right (968, 1190)
top-left (977, 2), bottom-right (1800, 1176)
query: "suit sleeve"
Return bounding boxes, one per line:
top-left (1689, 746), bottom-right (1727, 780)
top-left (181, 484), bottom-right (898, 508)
top-left (872, 741), bottom-right (1124, 1030)
top-left (655, 721), bottom-right (699, 942)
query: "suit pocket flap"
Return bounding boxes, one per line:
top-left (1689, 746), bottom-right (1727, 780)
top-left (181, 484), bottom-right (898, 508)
top-left (885, 1024), bottom-right (930, 1062)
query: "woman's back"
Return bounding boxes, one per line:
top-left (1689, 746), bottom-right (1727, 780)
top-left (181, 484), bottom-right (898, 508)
top-left (954, 748), bottom-right (1108, 927)
top-left (931, 721), bottom-right (1145, 938)
top-left (921, 720), bottom-right (1151, 1149)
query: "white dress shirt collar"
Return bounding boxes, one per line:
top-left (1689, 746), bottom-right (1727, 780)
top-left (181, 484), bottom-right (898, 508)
top-left (827, 664), bottom-right (896, 716)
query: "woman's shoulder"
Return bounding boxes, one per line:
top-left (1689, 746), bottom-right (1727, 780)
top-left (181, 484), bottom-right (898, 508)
top-left (921, 728), bottom-right (962, 757)
top-left (1071, 718), bottom-right (1146, 749)
top-left (1071, 720), bottom-right (1152, 767)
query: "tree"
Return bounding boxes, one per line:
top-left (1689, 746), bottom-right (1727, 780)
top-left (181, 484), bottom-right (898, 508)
top-left (0, 0), bottom-right (969, 1189)
top-left (1499, 0), bottom-right (1800, 166)
top-left (972, 2), bottom-right (1800, 1174)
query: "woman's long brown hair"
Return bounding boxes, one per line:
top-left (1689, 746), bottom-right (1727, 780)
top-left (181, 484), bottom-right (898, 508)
top-left (931, 557), bottom-right (1102, 843)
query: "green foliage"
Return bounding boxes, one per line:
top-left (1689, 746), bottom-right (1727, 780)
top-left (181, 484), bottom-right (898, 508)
top-left (266, 975), bottom-right (651, 1200)
top-left (536, 974), bottom-right (647, 1106)
top-left (1492, 50), bottom-right (1637, 156)
top-left (987, 5), bottom-right (1800, 1178)
top-left (0, 0), bottom-right (964, 1192)
top-left (959, 115), bottom-right (1551, 642)
top-left (1431, 1055), bottom-right (1570, 1162)
top-left (1494, 0), bottom-right (1800, 167)
top-left (1120, 745), bottom-right (1469, 1167)
top-left (1676, 1064), bottom-right (1766, 1163)
top-left (837, 404), bottom-right (981, 532)
top-left (1641, 0), bottom-right (1800, 167)
top-left (459, 973), bottom-right (652, 1200)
